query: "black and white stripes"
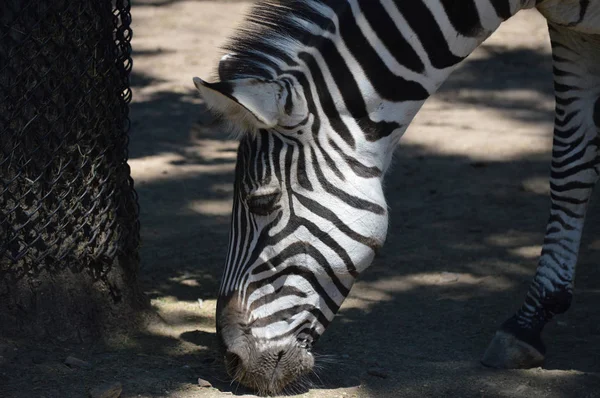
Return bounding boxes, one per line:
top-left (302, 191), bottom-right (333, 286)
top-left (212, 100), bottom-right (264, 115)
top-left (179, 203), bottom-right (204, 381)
top-left (193, 0), bottom-right (600, 393)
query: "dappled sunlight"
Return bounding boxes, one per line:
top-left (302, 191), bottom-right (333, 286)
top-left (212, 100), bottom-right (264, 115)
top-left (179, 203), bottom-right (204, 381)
top-left (189, 200), bottom-right (233, 216)
top-left (130, 153), bottom-right (235, 184)
top-left (149, 297), bottom-right (216, 337)
top-left (521, 176), bottom-right (551, 195)
top-left (180, 138), bottom-right (239, 163)
top-left (131, 0), bottom-right (252, 85)
top-left (509, 245), bottom-right (543, 259)
top-left (343, 272), bottom-right (515, 313)
top-left (117, 3), bottom-right (600, 397)
top-left (486, 231), bottom-right (545, 248)
top-left (407, 101), bottom-right (553, 161)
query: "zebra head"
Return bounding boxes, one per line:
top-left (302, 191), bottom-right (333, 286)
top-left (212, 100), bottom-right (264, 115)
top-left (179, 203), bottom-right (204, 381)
top-left (194, 74), bottom-right (390, 393)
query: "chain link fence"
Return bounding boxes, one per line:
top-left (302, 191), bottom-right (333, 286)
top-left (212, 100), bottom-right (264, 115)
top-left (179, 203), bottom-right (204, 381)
top-left (0, 1), bottom-right (139, 288)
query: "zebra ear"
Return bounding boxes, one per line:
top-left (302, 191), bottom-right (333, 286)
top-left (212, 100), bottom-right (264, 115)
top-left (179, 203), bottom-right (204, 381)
top-left (193, 77), bottom-right (282, 130)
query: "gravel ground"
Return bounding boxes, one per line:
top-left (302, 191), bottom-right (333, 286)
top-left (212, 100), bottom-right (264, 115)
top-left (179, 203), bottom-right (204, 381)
top-left (2, 1), bottom-right (599, 397)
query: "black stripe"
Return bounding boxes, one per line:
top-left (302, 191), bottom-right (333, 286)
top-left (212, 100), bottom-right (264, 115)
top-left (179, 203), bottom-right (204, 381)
top-left (554, 96), bottom-right (578, 106)
top-left (552, 134), bottom-right (585, 158)
top-left (440, 0), bottom-right (484, 37)
top-left (357, 0), bottom-right (425, 73)
top-left (551, 159), bottom-right (600, 179)
top-left (299, 46), bottom-right (404, 143)
top-left (286, 71), bottom-right (347, 181)
top-left (249, 285), bottom-right (309, 312)
top-left (295, 216), bottom-right (360, 276)
top-left (543, 235), bottom-right (577, 250)
top-left (541, 249), bottom-right (568, 265)
top-left (239, 211), bottom-right (284, 280)
top-left (554, 81), bottom-right (573, 93)
top-left (249, 264), bottom-right (343, 314)
top-left (553, 66), bottom-right (575, 78)
top-left (310, 146), bottom-right (386, 215)
top-left (551, 202), bottom-right (583, 219)
top-left (328, 138), bottom-right (382, 178)
top-left (283, 80), bottom-right (294, 115)
top-left (297, 51), bottom-right (356, 148)
top-left (554, 110), bottom-right (578, 128)
top-left (392, 0), bottom-right (466, 69)
top-left (490, 0), bottom-right (512, 20)
top-left (296, 145), bottom-right (313, 191)
top-left (331, 4), bottom-right (430, 100)
top-left (554, 125), bottom-right (578, 140)
top-left (249, 239), bottom-right (350, 298)
top-left (295, 192), bottom-right (381, 251)
top-left (249, 304), bottom-right (329, 330)
top-left (550, 191), bottom-right (589, 205)
top-left (550, 181), bottom-right (595, 192)
top-left (273, 321), bottom-right (314, 340)
top-left (271, 134), bottom-right (284, 183)
top-left (551, 143), bottom-right (586, 168)
top-left (566, 0), bottom-right (590, 26)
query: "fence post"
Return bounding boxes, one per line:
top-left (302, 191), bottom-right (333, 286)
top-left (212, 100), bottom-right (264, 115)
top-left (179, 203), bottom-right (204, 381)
top-left (0, 0), bottom-right (146, 342)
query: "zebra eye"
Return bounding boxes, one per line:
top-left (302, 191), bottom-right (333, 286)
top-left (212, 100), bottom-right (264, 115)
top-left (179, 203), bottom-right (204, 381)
top-left (246, 191), bottom-right (281, 215)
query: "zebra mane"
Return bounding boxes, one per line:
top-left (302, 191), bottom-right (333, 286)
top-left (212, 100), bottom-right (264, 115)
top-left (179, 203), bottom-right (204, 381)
top-left (217, 0), bottom-right (341, 81)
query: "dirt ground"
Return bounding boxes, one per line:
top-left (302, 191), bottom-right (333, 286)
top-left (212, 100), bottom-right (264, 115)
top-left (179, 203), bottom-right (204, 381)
top-left (3, 1), bottom-right (600, 397)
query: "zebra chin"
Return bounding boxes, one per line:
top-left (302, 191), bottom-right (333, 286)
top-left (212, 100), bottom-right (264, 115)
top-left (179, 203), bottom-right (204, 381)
top-left (216, 296), bottom-right (319, 395)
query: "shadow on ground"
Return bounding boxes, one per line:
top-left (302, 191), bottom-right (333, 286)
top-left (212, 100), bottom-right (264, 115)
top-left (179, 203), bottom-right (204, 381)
top-left (3, 34), bottom-right (600, 398)
top-left (130, 40), bottom-right (600, 396)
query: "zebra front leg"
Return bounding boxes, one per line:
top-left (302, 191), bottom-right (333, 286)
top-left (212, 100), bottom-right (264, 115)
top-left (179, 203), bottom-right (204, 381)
top-left (482, 24), bottom-right (600, 369)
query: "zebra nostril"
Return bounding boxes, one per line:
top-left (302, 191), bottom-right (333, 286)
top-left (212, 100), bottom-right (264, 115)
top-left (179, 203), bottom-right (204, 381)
top-left (297, 336), bottom-right (313, 350)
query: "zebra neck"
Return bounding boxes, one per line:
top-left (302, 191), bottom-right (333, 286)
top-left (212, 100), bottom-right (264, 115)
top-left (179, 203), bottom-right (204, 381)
top-left (356, 0), bottom-right (539, 171)
top-left (220, 1), bottom-right (538, 172)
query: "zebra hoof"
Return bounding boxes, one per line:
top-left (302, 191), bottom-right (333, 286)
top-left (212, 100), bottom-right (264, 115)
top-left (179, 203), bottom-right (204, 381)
top-left (481, 330), bottom-right (545, 369)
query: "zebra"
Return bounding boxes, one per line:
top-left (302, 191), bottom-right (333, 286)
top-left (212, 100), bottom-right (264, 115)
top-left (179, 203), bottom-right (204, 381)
top-left (193, 0), bottom-right (600, 394)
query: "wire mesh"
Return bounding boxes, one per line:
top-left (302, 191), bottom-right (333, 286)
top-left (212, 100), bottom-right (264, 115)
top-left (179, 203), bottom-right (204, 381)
top-left (0, 0), bottom-right (139, 283)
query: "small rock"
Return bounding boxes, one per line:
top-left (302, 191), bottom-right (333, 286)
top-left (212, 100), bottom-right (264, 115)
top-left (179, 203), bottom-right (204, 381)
top-left (367, 368), bottom-right (389, 379)
top-left (198, 378), bottom-right (212, 388)
top-left (89, 382), bottom-right (122, 398)
top-left (65, 356), bottom-right (92, 369)
top-left (31, 351), bottom-right (46, 364)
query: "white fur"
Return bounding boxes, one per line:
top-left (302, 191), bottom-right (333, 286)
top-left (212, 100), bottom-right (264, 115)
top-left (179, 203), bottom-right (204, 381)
top-left (193, 77), bottom-right (282, 135)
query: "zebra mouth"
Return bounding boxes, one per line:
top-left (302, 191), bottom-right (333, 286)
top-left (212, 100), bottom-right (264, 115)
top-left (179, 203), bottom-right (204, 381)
top-left (223, 340), bottom-right (315, 395)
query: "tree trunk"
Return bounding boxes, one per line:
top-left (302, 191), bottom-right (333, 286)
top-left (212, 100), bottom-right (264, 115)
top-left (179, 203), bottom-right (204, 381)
top-left (0, 0), bottom-right (148, 343)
